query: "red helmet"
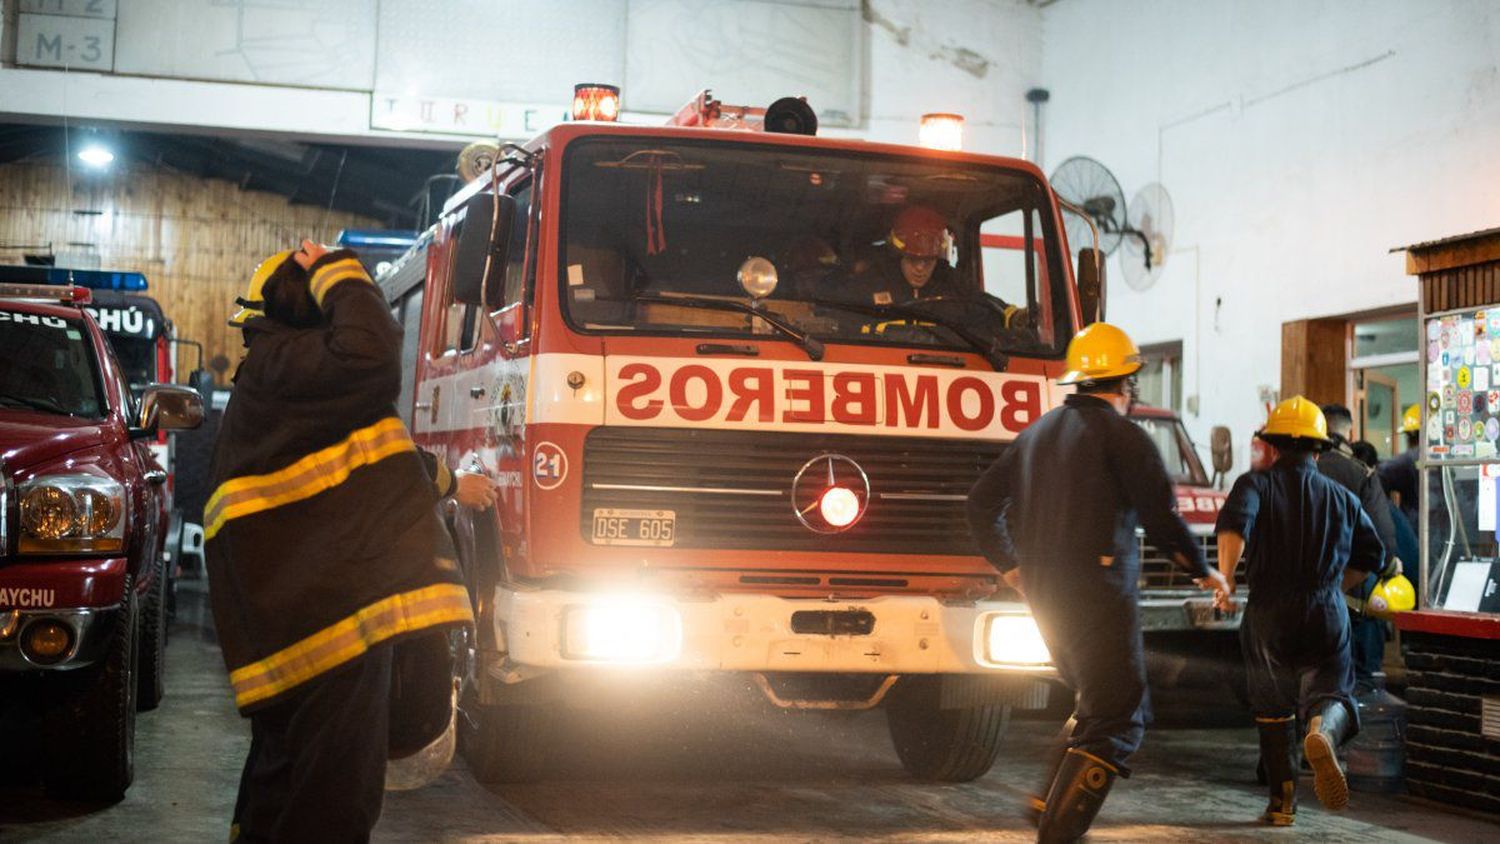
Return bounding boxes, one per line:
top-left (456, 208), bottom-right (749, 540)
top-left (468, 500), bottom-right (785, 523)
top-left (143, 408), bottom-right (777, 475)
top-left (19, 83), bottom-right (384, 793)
top-left (889, 205), bottom-right (949, 259)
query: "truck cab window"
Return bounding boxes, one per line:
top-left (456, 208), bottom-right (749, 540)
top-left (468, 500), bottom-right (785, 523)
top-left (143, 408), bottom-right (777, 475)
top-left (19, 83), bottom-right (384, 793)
top-left (502, 183), bottom-right (533, 311)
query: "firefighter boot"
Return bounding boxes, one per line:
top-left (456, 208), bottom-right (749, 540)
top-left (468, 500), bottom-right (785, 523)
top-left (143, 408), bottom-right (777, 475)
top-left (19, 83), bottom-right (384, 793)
top-left (1036, 749), bottom-right (1118, 843)
top-left (1303, 701), bottom-right (1352, 811)
top-left (1255, 715), bottom-right (1298, 826)
top-left (1027, 716), bottom-right (1077, 826)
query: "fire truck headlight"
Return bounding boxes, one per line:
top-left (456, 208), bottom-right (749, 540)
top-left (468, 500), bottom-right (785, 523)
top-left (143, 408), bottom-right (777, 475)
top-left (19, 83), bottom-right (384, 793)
top-left (980, 613), bottom-right (1051, 667)
top-left (562, 599), bottom-right (681, 664)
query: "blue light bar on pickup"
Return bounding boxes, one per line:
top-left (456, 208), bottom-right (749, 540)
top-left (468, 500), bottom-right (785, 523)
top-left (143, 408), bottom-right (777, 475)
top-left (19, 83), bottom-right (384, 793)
top-left (335, 229), bottom-right (420, 251)
top-left (0, 265), bottom-right (148, 291)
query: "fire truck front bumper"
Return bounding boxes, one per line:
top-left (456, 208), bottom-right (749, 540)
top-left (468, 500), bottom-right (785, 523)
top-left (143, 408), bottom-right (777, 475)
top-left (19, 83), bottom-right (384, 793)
top-left (1138, 591), bottom-right (1244, 632)
top-left (494, 589), bottom-right (1057, 678)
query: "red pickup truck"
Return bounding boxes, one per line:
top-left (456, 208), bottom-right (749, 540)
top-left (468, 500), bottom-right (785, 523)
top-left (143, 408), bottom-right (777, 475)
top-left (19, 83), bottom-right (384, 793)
top-left (1129, 405), bottom-right (1247, 692)
top-left (0, 283), bottom-right (202, 800)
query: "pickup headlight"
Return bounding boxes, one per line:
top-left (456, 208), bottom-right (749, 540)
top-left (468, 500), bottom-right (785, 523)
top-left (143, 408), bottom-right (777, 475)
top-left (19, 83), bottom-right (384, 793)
top-left (18, 474), bottom-right (125, 553)
top-left (979, 612), bottom-right (1052, 667)
top-left (560, 598), bottom-right (681, 664)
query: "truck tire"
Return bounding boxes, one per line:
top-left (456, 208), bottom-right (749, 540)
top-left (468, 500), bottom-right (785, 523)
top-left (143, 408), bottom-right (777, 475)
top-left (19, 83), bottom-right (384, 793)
top-left (458, 698), bottom-right (557, 783)
top-left (44, 580), bottom-right (138, 801)
top-left (886, 675), bottom-right (1009, 782)
top-left (136, 554), bottom-right (168, 711)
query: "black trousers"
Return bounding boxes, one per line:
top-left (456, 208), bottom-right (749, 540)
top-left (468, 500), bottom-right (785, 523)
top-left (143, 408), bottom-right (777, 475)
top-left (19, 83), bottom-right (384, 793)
top-left (1240, 593), bottom-right (1360, 732)
top-left (231, 644), bottom-right (393, 843)
top-left (1030, 568), bottom-right (1149, 774)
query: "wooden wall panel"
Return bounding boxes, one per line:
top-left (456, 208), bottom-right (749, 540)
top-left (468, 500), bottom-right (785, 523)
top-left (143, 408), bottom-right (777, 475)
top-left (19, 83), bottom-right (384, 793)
top-left (0, 161), bottom-right (377, 384)
top-left (1281, 317), bottom-right (1348, 407)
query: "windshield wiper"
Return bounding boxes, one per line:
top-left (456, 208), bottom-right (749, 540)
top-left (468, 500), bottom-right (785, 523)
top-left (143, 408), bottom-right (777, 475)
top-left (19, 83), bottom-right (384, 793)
top-left (631, 293), bottom-right (824, 361)
top-left (803, 297), bottom-right (1011, 371)
top-left (0, 395), bottom-right (73, 415)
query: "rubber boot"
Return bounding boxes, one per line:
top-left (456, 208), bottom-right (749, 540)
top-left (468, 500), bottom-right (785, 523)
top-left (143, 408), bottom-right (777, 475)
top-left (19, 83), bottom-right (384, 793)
top-left (1255, 715), bottom-right (1298, 826)
top-left (1303, 701), bottom-right (1351, 811)
top-left (1036, 749), bottom-right (1118, 844)
top-left (1027, 716), bottom-right (1077, 827)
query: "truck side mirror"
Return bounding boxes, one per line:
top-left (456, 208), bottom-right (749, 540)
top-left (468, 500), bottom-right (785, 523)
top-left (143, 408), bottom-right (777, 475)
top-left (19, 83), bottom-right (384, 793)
top-left (1076, 248), bottom-right (1106, 324)
top-left (1210, 424), bottom-right (1233, 486)
top-left (452, 193), bottom-right (516, 307)
top-left (133, 384), bottom-right (205, 437)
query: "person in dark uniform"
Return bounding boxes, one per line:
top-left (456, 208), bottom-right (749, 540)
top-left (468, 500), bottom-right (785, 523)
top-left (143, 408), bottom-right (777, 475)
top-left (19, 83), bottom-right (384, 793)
top-left (1317, 404), bottom-right (1401, 691)
top-left (1378, 404), bottom-right (1422, 531)
top-left (1213, 397), bottom-right (1385, 826)
top-left (857, 204), bottom-right (964, 303)
top-left (212, 242), bottom-right (472, 842)
top-left (967, 322), bottom-right (1226, 843)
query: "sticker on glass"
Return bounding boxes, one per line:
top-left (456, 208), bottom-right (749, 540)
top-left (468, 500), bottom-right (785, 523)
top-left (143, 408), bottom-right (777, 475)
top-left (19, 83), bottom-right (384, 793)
top-left (1478, 366), bottom-right (1491, 392)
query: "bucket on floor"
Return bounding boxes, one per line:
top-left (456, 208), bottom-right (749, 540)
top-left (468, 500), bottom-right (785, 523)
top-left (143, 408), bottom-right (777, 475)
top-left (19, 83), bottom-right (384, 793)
top-left (1345, 673), bottom-right (1407, 793)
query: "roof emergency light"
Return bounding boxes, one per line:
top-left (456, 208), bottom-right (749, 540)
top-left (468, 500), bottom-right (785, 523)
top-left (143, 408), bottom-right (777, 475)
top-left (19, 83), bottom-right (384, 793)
top-left (0, 283), bottom-right (92, 305)
top-left (919, 113), bottom-right (965, 151)
top-left (572, 83), bottom-right (621, 122)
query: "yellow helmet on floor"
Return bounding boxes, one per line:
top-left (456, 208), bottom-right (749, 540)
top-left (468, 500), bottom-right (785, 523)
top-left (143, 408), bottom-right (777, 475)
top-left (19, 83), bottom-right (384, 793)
top-left (1259, 395), bottom-right (1330, 442)
top-left (1401, 404), bottom-right (1421, 434)
top-left (228, 249), bottom-right (294, 327)
top-left (1057, 322), bottom-right (1142, 385)
top-left (1367, 573), bottom-right (1416, 618)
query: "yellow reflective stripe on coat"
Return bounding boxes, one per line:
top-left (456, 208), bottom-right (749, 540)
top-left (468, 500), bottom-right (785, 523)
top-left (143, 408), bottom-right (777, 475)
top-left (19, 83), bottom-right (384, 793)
top-left (204, 417), bottom-right (414, 539)
top-left (229, 582), bottom-right (472, 709)
top-left (309, 256), bottom-right (370, 306)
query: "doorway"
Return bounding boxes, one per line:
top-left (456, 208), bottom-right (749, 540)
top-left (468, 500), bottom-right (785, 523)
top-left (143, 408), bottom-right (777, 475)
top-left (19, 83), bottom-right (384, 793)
top-left (1350, 315), bottom-right (1419, 459)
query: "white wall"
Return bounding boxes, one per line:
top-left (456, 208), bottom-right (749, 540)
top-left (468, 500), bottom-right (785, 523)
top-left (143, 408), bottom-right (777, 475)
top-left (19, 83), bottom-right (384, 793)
top-left (1040, 0), bottom-right (1500, 470)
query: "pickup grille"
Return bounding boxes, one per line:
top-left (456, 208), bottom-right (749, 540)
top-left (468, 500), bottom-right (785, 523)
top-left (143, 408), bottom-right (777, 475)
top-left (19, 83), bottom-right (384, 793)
top-left (1138, 531), bottom-right (1245, 590)
top-left (580, 427), bottom-right (1001, 555)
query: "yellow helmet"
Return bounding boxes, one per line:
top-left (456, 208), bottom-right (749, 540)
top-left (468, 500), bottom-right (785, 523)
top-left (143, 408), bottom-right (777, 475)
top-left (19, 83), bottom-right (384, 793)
top-left (1259, 395), bottom-right (1330, 442)
top-left (1401, 404), bottom-right (1421, 434)
top-left (1367, 573), bottom-right (1416, 618)
top-left (1057, 322), bottom-right (1142, 386)
top-left (228, 249), bottom-right (294, 327)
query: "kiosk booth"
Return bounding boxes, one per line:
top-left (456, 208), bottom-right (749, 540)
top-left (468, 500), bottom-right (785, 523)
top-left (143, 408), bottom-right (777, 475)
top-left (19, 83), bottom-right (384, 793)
top-left (1397, 227), bottom-right (1500, 816)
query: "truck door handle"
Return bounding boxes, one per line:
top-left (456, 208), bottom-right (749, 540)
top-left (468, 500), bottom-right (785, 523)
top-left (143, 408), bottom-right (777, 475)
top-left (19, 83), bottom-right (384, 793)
top-left (144, 469), bottom-right (167, 485)
top-left (470, 386), bottom-right (486, 398)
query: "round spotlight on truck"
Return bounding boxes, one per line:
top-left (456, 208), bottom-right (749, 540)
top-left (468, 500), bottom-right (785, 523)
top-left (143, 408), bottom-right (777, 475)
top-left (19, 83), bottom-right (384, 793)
top-left (21, 619), bottom-right (74, 665)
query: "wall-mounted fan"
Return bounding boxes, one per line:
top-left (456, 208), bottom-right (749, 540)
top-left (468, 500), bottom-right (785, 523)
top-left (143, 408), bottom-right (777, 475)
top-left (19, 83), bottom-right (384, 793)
top-left (1050, 156), bottom-right (1128, 256)
top-left (1121, 183), bottom-right (1174, 291)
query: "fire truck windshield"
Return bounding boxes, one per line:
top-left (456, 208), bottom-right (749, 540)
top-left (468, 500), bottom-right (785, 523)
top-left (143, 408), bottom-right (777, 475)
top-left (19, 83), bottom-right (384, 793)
top-left (560, 137), bottom-right (1071, 357)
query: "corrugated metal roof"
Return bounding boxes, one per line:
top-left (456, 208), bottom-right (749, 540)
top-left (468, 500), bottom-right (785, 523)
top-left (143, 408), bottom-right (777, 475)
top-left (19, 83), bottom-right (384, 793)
top-left (1390, 225), bottom-right (1500, 253)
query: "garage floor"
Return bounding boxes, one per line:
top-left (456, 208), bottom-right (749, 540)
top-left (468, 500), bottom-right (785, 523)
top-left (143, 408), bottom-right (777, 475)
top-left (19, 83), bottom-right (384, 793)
top-left (2, 584), bottom-right (1496, 843)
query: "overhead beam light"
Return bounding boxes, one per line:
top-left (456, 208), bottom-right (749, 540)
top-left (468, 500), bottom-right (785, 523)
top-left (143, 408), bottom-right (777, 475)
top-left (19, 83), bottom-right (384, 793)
top-left (77, 145), bottom-right (115, 169)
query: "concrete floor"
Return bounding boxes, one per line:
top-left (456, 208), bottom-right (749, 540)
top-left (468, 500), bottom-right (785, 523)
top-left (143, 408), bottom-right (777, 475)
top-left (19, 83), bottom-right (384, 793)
top-left (2, 584), bottom-right (1496, 843)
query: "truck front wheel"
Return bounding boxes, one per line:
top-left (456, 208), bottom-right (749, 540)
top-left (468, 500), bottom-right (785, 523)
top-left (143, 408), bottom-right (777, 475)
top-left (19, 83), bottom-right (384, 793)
top-left (886, 675), bottom-right (1009, 782)
top-left (43, 581), bottom-right (138, 801)
top-left (458, 696), bottom-right (557, 784)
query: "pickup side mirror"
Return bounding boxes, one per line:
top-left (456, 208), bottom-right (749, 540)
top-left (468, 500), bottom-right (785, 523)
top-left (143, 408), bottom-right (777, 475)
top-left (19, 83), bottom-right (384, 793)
top-left (1210, 424), bottom-right (1233, 487)
top-left (452, 193), bottom-right (516, 306)
top-left (132, 384), bottom-right (205, 437)
top-left (1077, 248), bottom-right (1106, 324)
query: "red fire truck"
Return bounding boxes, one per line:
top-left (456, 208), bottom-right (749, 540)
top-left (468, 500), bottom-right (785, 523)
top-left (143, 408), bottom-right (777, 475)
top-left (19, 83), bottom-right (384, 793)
top-left (389, 91), bottom-right (1113, 783)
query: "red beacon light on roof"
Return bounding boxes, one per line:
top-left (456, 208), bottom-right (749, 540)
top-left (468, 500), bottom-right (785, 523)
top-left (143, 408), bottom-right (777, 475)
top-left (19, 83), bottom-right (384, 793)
top-left (0, 283), bottom-right (91, 305)
top-left (572, 83), bottom-right (621, 122)
top-left (919, 112), bottom-right (965, 151)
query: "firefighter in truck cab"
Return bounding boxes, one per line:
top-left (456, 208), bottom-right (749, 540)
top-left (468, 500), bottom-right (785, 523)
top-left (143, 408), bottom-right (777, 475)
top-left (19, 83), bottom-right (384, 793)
top-left (208, 242), bottom-right (471, 841)
top-left (966, 322), bottom-right (1227, 844)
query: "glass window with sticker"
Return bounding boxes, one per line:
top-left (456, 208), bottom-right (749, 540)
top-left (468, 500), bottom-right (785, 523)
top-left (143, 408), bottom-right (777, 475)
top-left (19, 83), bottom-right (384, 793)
top-left (559, 137), bottom-right (1071, 359)
top-left (0, 310), bottom-right (104, 418)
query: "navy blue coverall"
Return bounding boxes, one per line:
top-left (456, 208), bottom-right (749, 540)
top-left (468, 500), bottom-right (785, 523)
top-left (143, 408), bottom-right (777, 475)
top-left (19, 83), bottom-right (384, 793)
top-left (967, 394), bottom-right (1208, 773)
top-left (1215, 457), bottom-right (1385, 726)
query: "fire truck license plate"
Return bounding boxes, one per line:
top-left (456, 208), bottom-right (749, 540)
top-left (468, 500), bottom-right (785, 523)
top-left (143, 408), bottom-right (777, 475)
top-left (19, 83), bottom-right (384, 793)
top-left (591, 509), bottom-right (676, 547)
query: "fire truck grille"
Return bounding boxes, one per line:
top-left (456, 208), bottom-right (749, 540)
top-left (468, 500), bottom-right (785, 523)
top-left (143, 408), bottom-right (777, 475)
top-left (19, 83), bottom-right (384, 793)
top-left (1137, 531), bottom-right (1247, 590)
top-left (581, 427), bottom-right (1002, 555)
